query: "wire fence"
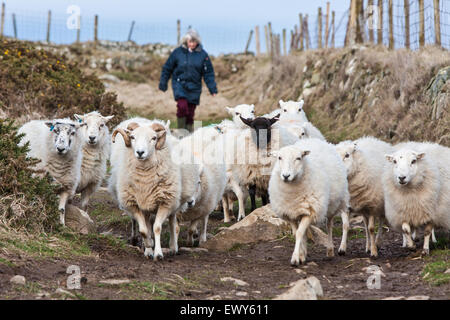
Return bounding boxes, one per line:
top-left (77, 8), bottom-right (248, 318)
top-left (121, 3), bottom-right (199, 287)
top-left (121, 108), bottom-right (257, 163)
top-left (0, 1), bottom-right (448, 56)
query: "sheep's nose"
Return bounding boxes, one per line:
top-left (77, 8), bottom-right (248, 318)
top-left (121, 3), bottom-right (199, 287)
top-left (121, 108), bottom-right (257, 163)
top-left (282, 174), bottom-right (290, 180)
top-left (187, 200), bottom-right (194, 207)
top-left (89, 136), bottom-right (96, 142)
top-left (57, 147), bottom-right (65, 153)
top-left (399, 176), bottom-right (406, 182)
top-left (136, 150), bottom-right (144, 157)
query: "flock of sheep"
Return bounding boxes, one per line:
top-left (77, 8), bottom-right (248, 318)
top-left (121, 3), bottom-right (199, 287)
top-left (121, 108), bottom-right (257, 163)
top-left (17, 100), bottom-right (450, 265)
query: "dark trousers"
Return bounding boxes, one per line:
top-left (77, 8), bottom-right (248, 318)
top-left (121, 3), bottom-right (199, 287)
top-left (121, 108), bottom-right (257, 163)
top-left (176, 98), bottom-right (197, 125)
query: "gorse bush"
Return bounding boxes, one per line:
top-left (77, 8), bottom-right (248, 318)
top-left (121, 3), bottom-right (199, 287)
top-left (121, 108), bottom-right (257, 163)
top-left (0, 118), bottom-right (60, 233)
top-left (0, 39), bottom-right (126, 127)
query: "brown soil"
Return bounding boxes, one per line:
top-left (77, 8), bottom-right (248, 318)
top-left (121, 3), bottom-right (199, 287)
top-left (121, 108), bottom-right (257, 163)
top-left (0, 189), bottom-right (448, 300)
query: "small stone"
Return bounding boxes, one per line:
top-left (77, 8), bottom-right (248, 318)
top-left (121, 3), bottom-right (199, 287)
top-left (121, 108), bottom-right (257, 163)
top-left (295, 269), bottom-right (307, 276)
top-left (401, 273), bottom-right (408, 277)
top-left (307, 262), bottom-right (318, 267)
top-left (444, 269), bottom-right (450, 274)
top-left (99, 279), bottom-right (130, 285)
top-left (253, 290), bottom-right (261, 294)
top-left (206, 295), bottom-right (222, 300)
top-left (220, 277), bottom-right (249, 286)
top-left (236, 291), bottom-right (248, 297)
top-left (35, 291), bottom-right (50, 299)
top-left (406, 295), bottom-right (430, 300)
top-left (10, 275), bottom-right (26, 285)
top-left (55, 288), bottom-right (76, 298)
top-left (336, 285), bottom-right (344, 289)
top-left (385, 263), bottom-right (392, 268)
top-left (383, 296), bottom-right (405, 300)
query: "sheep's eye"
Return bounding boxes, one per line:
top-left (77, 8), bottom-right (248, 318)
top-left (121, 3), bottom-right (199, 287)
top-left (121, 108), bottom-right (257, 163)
top-left (393, 160), bottom-right (397, 164)
top-left (152, 136), bottom-right (157, 141)
top-left (236, 112), bottom-right (240, 116)
top-left (345, 153), bottom-right (350, 158)
top-left (301, 132), bottom-right (305, 136)
top-left (100, 124), bottom-right (105, 128)
top-left (296, 157), bottom-right (301, 161)
top-left (251, 110), bottom-right (255, 113)
top-left (278, 156), bottom-right (282, 160)
top-left (130, 135), bottom-right (135, 140)
top-left (411, 159), bottom-right (416, 165)
top-left (71, 131), bottom-right (75, 136)
top-left (283, 109), bottom-right (287, 112)
top-left (298, 108), bottom-right (302, 112)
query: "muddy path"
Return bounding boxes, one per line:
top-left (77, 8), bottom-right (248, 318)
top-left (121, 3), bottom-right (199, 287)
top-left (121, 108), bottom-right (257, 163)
top-left (0, 190), bottom-right (448, 300)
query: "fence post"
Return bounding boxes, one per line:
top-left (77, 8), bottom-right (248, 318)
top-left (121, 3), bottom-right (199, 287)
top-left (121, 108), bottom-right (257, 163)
top-left (127, 21), bottom-right (135, 42)
top-left (318, 7), bottom-right (322, 49)
top-left (377, 0), bottom-right (383, 45)
top-left (434, 0), bottom-right (441, 46)
top-left (304, 14), bottom-right (310, 50)
top-left (177, 19), bottom-right (180, 44)
top-left (345, 0), bottom-right (357, 46)
top-left (388, 0), bottom-right (394, 49)
top-left (12, 13), bottom-right (17, 38)
top-left (255, 26), bottom-right (260, 55)
top-left (264, 25), bottom-right (269, 54)
top-left (282, 29), bottom-right (286, 56)
top-left (325, 2), bottom-right (330, 48)
top-left (245, 29), bottom-right (253, 54)
top-left (404, 0), bottom-right (410, 49)
top-left (94, 14), bottom-right (98, 42)
top-left (268, 22), bottom-right (273, 58)
top-left (331, 11), bottom-right (335, 48)
top-left (368, 0), bottom-right (374, 43)
top-left (299, 14), bottom-right (304, 51)
top-left (419, 0), bottom-right (425, 48)
top-left (46, 10), bottom-right (51, 42)
top-left (0, 3), bottom-right (5, 38)
top-left (76, 15), bottom-right (81, 43)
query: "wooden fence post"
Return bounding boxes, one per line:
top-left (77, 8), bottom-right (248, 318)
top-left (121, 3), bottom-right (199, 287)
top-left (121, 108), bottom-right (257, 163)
top-left (325, 2), bottom-right (330, 47)
top-left (12, 13), bottom-right (17, 38)
top-left (264, 25), bottom-right (269, 54)
top-left (377, 0), bottom-right (383, 45)
top-left (404, 0), bottom-right (410, 49)
top-left (345, 0), bottom-right (357, 46)
top-left (388, 0), bottom-right (394, 49)
top-left (177, 19), bottom-right (180, 44)
top-left (356, 0), bottom-right (364, 43)
top-left (127, 21), bottom-right (135, 42)
top-left (331, 11), bottom-right (335, 48)
top-left (299, 14), bottom-right (304, 51)
top-left (318, 7), bottom-right (322, 49)
top-left (268, 22), bottom-right (273, 57)
top-left (282, 29), bottom-right (286, 56)
top-left (94, 14), bottom-right (98, 42)
top-left (46, 10), bottom-right (51, 42)
top-left (245, 29), bottom-right (253, 53)
top-left (419, 0), bottom-right (425, 48)
top-left (368, 0), bottom-right (374, 43)
top-left (304, 14), bottom-right (310, 50)
top-left (0, 3), bottom-right (5, 38)
top-left (434, 0), bottom-right (441, 46)
top-left (255, 26), bottom-right (260, 55)
top-left (76, 15), bottom-right (81, 43)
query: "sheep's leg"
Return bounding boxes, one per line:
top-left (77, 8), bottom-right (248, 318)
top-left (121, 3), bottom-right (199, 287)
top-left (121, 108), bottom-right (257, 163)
top-left (375, 216), bottom-right (384, 247)
top-left (129, 217), bottom-right (140, 247)
top-left (153, 206), bottom-right (171, 261)
top-left (411, 227), bottom-right (417, 241)
top-left (290, 221), bottom-right (298, 236)
top-left (401, 222), bottom-right (416, 249)
top-left (291, 216), bottom-right (311, 266)
top-left (338, 209), bottom-right (350, 256)
top-left (422, 223), bottom-right (433, 255)
top-left (431, 228), bottom-right (437, 244)
top-left (80, 182), bottom-right (97, 211)
top-left (368, 215), bottom-right (379, 257)
top-left (131, 209), bottom-right (153, 258)
top-left (361, 215), bottom-right (370, 253)
top-left (222, 195), bottom-right (231, 223)
top-left (261, 192), bottom-right (268, 206)
top-left (58, 191), bottom-right (71, 226)
top-left (168, 213), bottom-right (178, 255)
top-left (232, 180), bottom-right (246, 221)
top-left (187, 220), bottom-right (200, 247)
top-left (199, 214), bottom-right (209, 245)
top-left (227, 196), bottom-right (235, 220)
top-left (249, 184), bottom-right (256, 212)
top-left (326, 217), bottom-right (335, 257)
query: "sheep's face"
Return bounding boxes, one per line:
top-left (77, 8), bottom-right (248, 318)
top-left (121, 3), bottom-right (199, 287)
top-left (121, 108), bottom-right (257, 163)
top-left (279, 99), bottom-right (305, 115)
top-left (130, 126), bottom-right (166, 161)
top-left (75, 112), bottom-right (114, 146)
top-left (336, 141), bottom-right (357, 175)
top-left (385, 149), bottom-right (425, 186)
top-left (286, 125), bottom-right (307, 140)
top-left (226, 104), bottom-right (255, 127)
top-left (273, 146), bottom-right (310, 183)
top-left (45, 121), bottom-right (79, 155)
top-left (240, 115), bottom-right (279, 149)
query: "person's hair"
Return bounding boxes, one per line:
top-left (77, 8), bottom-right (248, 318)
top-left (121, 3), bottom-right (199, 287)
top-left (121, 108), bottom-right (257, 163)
top-left (181, 29), bottom-right (202, 46)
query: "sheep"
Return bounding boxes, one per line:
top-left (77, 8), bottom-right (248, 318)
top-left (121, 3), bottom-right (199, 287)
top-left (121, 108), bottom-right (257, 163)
top-left (268, 138), bottom-right (350, 265)
top-left (264, 99), bottom-right (308, 123)
top-left (226, 104), bottom-right (255, 128)
top-left (231, 115), bottom-right (299, 213)
top-left (175, 127), bottom-right (227, 245)
top-left (383, 142), bottom-right (450, 255)
top-left (284, 121), bottom-right (325, 141)
top-left (335, 137), bottom-right (394, 257)
top-left (108, 118), bottom-right (181, 260)
top-left (73, 111), bottom-right (114, 211)
top-left (18, 119), bottom-right (83, 225)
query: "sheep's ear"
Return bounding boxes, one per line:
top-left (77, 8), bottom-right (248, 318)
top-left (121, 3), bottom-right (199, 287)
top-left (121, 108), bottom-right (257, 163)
top-left (45, 121), bottom-right (54, 129)
top-left (127, 122), bottom-right (139, 131)
top-left (302, 150), bottom-right (310, 158)
top-left (226, 107), bottom-right (233, 115)
top-left (385, 154), bottom-right (394, 162)
top-left (240, 116), bottom-right (254, 128)
top-left (298, 99), bottom-right (305, 109)
top-left (151, 123), bottom-right (167, 150)
top-left (279, 100), bottom-right (285, 107)
top-left (74, 114), bottom-right (84, 122)
top-left (269, 115), bottom-right (279, 125)
top-left (103, 115), bottom-right (114, 122)
top-left (165, 120), bottom-right (171, 130)
top-left (416, 152), bottom-right (426, 160)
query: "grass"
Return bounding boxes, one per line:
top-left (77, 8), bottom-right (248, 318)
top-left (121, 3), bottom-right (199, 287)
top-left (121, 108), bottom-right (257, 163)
top-left (98, 280), bottom-right (189, 300)
top-left (109, 71), bottom-right (147, 84)
top-left (0, 257), bottom-right (16, 268)
top-left (422, 249), bottom-right (450, 286)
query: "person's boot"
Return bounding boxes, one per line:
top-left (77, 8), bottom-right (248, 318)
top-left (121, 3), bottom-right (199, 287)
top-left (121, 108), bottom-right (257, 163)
top-left (186, 123), bottom-right (194, 133)
top-left (177, 117), bottom-right (186, 129)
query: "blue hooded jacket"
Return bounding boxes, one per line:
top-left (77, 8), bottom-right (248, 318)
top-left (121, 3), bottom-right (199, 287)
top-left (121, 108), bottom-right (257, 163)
top-left (159, 44), bottom-right (218, 105)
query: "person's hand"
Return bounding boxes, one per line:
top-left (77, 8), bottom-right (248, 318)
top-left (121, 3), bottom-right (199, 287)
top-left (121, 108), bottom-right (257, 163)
top-left (212, 93), bottom-right (217, 97)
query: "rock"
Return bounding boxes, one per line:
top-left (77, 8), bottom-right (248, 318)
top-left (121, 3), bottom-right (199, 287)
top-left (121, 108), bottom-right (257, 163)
top-left (201, 205), bottom-right (290, 251)
top-left (220, 277), bottom-right (249, 286)
top-left (406, 295), bottom-right (430, 300)
top-left (65, 204), bottom-right (95, 234)
top-left (35, 291), bottom-right (50, 299)
top-left (206, 295), bottom-right (222, 300)
top-left (236, 291), bottom-right (248, 297)
top-left (310, 72), bottom-right (321, 86)
top-left (300, 87), bottom-right (315, 99)
top-left (10, 275), bottom-right (26, 285)
top-left (295, 269), bottom-right (307, 276)
top-left (55, 288), bottom-right (77, 298)
top-left (274, 276), bottom-right (323, 300)
top-left (179, 247), bottom-right (208, 253)
top-left (383, 296), bottom-right (405, 300)
top-left (307, 262), bottom-right (318, 267)
top-left (99, 279), bottom-right (130, 285)
top-left (445, 269), bottom-right (450, 274)
top-left (98, 74), bottom-right (120, 83)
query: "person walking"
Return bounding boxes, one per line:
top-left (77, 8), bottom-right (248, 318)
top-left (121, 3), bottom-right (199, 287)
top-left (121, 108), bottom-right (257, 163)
top-left (159, 29), bottom-right (218, 132)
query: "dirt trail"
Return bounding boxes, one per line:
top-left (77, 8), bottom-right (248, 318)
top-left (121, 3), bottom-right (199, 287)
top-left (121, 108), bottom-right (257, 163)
top-left (0, 189), bottom-right (448, 300)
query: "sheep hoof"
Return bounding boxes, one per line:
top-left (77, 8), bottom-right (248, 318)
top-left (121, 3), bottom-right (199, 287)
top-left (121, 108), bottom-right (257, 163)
top-left (154, 253), bottom-right (164, 261)
top-left (370, 253), bottom-right (378, 259)
top-left (144, 248), bottom-right (154, 259)
top-left (421, 249), bottom-right (430, 256)
top-left (326, 248), bottom-right (335, 257)
top-left (337, 249), bottom-right (346, 256)
top-left (290, 259), bottom-right (300, 267)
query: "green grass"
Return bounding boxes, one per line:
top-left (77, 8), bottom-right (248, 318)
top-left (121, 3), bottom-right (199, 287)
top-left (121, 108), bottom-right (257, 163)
top-left (422, 249), bottom-right (450, 286)
top-left (98, 280), bottom-right (179, 300)
top-left (89, 202), bottom-right (129, 229)
top-left (109, 71), bottom-right (147, 84)
top-left (0, 257), bottom-right (16, 268)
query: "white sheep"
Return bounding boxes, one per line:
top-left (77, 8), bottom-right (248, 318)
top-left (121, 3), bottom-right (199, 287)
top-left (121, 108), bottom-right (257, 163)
top-left (226, 104), bottom-right (255, 128)
top-left (268, 138), bottom-right (350, 265)
top-left (73, 111), bottom-right (114, 211)
top-left (284, 121), bottom-right (325, 141)
top-left (18, 119), bottom-right (83, 225)
top-left (108, 118), bottom-right (181, 260)
top-left (267, 99), bottom-right (308, 123)
top-left (383, 142), bottom-right (450, 255)
top-left (336, 137), bottom-right (394, 257)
